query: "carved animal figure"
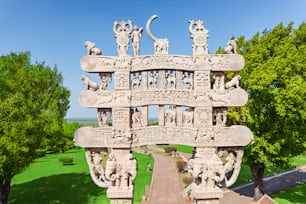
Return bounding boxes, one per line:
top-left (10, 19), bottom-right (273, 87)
top-left (165, 72), bottom-right (175, 88)
top-left (165, 106), bottom-right (176, 124)
top-left (224, 39), bottom-right (238, 54)
top-left (84, 41), bottom-right (102, 55)
top-left (81, 75), bottom-right (99, 91)
top-left (182, 73), bottom-right (193, 89)
top-left (183, 111), bottom-right (193, 124)
top-left (131, 74), bottom-right (142, 89)
top-left (225, 75), bottom-right (241, 89)
top-left (146, 15), bottom-right (169, 54)
top-left (148, 71), bottom-right (159, 88)
top-left (132, 108), bottom-right (142, 124)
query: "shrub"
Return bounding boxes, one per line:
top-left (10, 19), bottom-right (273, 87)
top-left (58, 157), bottom-right (74, 165)
top-left (176, 160), bottom-right (187, 173)
top-left (164, 146), bottom-right (177, 154)
top-left (183, 176), bottom-right (194, 186)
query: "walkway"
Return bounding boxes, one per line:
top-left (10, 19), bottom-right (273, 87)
top-left (139, 146), bottom-right (306, 204)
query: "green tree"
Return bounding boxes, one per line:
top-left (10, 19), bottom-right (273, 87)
top-left (0, 52), bottom-right (70, 204)
top-left (230, 22), bottom-right (306, 200)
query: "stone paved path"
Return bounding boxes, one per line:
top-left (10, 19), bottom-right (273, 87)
top-left (148, 153), bottom-right (186, 204)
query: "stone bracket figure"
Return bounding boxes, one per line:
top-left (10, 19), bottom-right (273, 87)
top-left (97, 108), bottom-right (111, 126)
top-left (85, 148), bottom-right (111, 188)
top-left (225, 75), bottom-right (241, 89)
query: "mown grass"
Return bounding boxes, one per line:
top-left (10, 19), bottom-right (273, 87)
top-left (9, 148), bottom-right (153, 204)
top-left (272, 182), bottom-right (306, 204)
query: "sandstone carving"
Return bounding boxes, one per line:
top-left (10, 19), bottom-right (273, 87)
top-left (225, 74), bottom-right (241, 89)
top-left (224, 39), bottom-right (238, 54)
top-left (81, 74), bottom-right (99, 91)
top-left (113, 20), bottom-right (133, 56)
top-left (146, 15), bottom-right (169, 55)
top-left (84, 41), bottom-right (102, 55)
top-left (99, 73), bottom-right (112, 90)
top-left (74, 16), bottom-right (252, 204)
top-left (189, 20), bottom-right (209, 56)
top-left (131, 25), bottom-right (143, 56)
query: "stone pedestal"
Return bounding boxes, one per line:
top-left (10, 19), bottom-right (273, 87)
top-left (108, 187), bottom-right (134, 204)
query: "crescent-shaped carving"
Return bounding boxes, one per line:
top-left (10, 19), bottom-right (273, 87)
top-left (146, 15), bottom-right (159, 42)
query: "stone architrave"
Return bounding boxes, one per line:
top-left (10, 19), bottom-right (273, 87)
top-left (74, 16), bottom-right (253, 204)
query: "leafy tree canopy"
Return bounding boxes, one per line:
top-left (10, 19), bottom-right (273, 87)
top-left (0, 52), bottom-right (70, 203)
top-left (236, 22), bottom-right (305, 166)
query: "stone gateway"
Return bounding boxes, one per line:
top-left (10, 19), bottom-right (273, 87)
top-left (74, 15), bottom-right (253, 204)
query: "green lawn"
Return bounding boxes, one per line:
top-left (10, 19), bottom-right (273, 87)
top-left (8, 148), bottom-right (153, 204)
top-left (272, 183), bottom-right (306, 204)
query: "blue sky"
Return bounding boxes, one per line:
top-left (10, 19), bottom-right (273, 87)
top-left (0, 0), bottom-right (305, 119)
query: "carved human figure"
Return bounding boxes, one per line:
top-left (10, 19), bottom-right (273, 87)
top-left (131, 26), bottom-right (143, 56)
top-left (189, 20), bottom-right (209, 56)
top-left (97, 108), bottom-right (111, 126)
top-left (224, 39), bottom-right (238, 54)
top-left (148, 71), bottom-right (159, 88)
top-left (225, 75), bottom-right (241, 89)
top-left (213, 72), bottom-right (224, 90)
top-left (113, 20), bottom-right (133, 56)
top-left (214, 107), bottom-right (227, 126)
top-left (165, 71), bottom-right (175, 88)
top-left (131, 73), bottom-right (142, 89)
top-left (84, 41), bottom-right (102, 55)
top-left (81, 75), bottom-right (99, 91)
top-left (182, 72), bottom-right (193, 89)
top-left (99, 73), bottom-right (112, 91)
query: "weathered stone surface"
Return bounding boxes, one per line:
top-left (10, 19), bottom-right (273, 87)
top-left (81, 54), bottom-right (244, 73)
top-left (75, 125), bottom-right (253, 147)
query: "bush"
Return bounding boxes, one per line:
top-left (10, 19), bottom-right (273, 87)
top-left (176, 160), bottom-right (187, 173)
top-left (58, 157), bottom-right (74, 165)
top-left (164, 146), bottom-right (177, 154)
top-left (183, 176), bottom-right (194, 186)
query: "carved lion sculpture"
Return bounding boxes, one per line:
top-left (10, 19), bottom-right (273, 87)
top-left (84, 41), bottom-right (102, 55)
top-left (81, 75), bottom-right (99, 91)
top-left (225, 75), bottom-right (241, 89)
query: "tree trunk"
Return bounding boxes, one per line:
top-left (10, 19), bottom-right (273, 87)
top-left (0, 177), bottom-right (11, 204)
top-left (250, 162), bottom-right (265, 201)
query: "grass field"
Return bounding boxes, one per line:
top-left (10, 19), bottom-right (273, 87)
top-left (9, 148), bottom-right (153, 204)
top-left (272, 182), bottom-right (306, 204)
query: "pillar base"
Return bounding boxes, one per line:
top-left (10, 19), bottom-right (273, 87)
top-left (107, 187), bottom-right (134, 204)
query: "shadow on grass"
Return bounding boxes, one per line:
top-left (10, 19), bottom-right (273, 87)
top-left (272, 182), bottom-right (306, 204)
top-left (9, 173), bottom-right (109, 204)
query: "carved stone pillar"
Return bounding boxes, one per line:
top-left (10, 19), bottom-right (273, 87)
top-left (159, 70), bottom-right (165, 89)
top-left (141, 71), bottom-right (147, 90)
top-left (189, 147), bottom-right (223, 204)
top-left (106, 148), bottom-right (136, 204)
top-left (142, 105), bottom-right (148, 126)
top-left (176, 105), bottom-right (183, 127)
top-left (158, 105), bottom-right (165, 126)
top-left (176, 70), bottom-right (182, 89)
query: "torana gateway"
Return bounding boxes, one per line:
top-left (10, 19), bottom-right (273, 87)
top-left (74, 15), bottom-right (253, 204)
